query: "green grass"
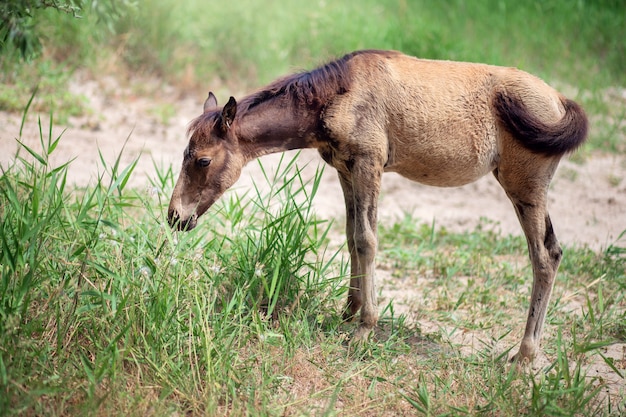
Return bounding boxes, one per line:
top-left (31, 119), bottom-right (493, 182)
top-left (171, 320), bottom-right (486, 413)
top-left (1, 107), bottom-right (624, 415)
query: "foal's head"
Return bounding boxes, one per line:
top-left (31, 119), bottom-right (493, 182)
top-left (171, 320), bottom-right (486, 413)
top-left (168, 92), bottom-right (243, 230)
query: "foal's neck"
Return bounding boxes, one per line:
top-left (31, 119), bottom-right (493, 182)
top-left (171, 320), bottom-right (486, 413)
top-left (236, 100), bottom-right (319, 161)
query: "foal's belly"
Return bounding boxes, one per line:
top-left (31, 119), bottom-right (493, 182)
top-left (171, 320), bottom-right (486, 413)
top-left (384, 141), bottom-right (498, 187)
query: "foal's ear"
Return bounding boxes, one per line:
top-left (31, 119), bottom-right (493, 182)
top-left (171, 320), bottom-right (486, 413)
top-left (220, 96), bottom-right (237, 130)
top-left (204, 92), bottom-right (218, 113)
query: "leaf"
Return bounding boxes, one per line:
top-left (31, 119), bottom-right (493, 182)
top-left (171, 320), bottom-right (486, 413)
top-left (19, 86), bottom-right (39, 138)
top-left (16, 140), bottom-right (46, 166)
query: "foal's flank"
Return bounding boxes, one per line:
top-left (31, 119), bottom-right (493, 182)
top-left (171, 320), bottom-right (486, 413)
top-left (167, 50), bottom-right (588, 362)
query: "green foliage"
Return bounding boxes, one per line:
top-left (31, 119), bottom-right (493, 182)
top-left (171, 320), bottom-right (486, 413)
top-left (0, 0), bottom-right (132, 60)
top-left (3, 0), bottom-right (625, 89)
top-left (1, 0), bottom-right (83, 59)
top-left (0, 0), bottom-right (132, 118)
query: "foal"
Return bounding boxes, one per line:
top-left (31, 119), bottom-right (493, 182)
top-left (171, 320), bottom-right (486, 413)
top-left (168, 50), bottom-right (588, 362)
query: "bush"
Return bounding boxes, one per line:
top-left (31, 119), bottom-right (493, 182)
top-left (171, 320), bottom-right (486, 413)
top-left (0, 0), bottom-right (131, 60)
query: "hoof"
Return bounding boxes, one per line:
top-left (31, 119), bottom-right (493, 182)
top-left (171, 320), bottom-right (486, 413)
top-left (351, 324), bottom-right (373, 343)
top-left (346, 325), bottom-right (373, 353)
top-left (510, 339), bottom-right (537, 364)
top-left (510, 349), bottom-right (536, 365)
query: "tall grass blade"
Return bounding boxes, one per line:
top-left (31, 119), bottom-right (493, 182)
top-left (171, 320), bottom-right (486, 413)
top-left (19, 86), bottom-right (38, 138)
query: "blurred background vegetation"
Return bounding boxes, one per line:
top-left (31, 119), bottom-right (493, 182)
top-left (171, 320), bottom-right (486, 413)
top-left (1, 0), bottom-right (624, 88)
top-left (1, 0), bottom-right (625, 148)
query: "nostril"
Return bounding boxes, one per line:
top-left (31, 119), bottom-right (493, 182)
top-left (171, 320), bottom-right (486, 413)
top-left (181, 214), bottom-right (198, 231)
top-left (167, 209), bottom-right (197, 231)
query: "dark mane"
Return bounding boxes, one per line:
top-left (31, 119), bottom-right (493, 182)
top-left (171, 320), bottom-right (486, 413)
top-left (237, 51), bottom-right (371, 114)
top-left (188, 50), bottom-right (395, 137)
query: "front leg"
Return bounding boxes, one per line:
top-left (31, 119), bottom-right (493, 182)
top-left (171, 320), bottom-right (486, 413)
top-left (337, 162), bottom-right (383, 340)
top-left (338, 172), bottom-right (360, 322)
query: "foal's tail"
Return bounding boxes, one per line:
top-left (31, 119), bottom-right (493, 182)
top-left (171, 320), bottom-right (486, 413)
top-left (494, 91), bottom-right (588, 157)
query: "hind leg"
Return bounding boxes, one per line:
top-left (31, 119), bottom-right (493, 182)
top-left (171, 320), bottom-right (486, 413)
top-left (494, 160), bottom-right (562, 362)
top-left (514, 208), bottom-right (562, 361)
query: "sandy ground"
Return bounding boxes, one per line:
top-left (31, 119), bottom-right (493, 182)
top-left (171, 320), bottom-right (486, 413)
top-left (1, 75), bottom-right (625, 403)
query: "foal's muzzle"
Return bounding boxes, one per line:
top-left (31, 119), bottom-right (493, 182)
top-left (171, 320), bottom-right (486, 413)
top-left (167, 209), bottom-right (198, 231)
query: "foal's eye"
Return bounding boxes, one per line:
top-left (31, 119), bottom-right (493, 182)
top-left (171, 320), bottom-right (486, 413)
top-left (196, 158), bottom-right (212, 168)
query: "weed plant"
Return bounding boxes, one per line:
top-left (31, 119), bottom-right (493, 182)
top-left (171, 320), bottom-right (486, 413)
top-left (0, 106), bottom-right (348, 414)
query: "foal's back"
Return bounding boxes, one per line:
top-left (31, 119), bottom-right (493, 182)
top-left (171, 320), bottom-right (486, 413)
top-left (321, 51), bottom-right (567, 187)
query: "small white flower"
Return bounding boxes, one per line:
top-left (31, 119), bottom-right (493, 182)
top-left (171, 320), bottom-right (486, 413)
top-left (254, 263), bottom-right (264, 277)
top-left (139, 266), bottom-right (151, 277)
top-left (209, 264), bottom-right (222, 274)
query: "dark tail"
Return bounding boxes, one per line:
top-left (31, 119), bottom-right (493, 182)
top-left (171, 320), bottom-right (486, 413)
top-left (494, 91), bottom-right (588, 156)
